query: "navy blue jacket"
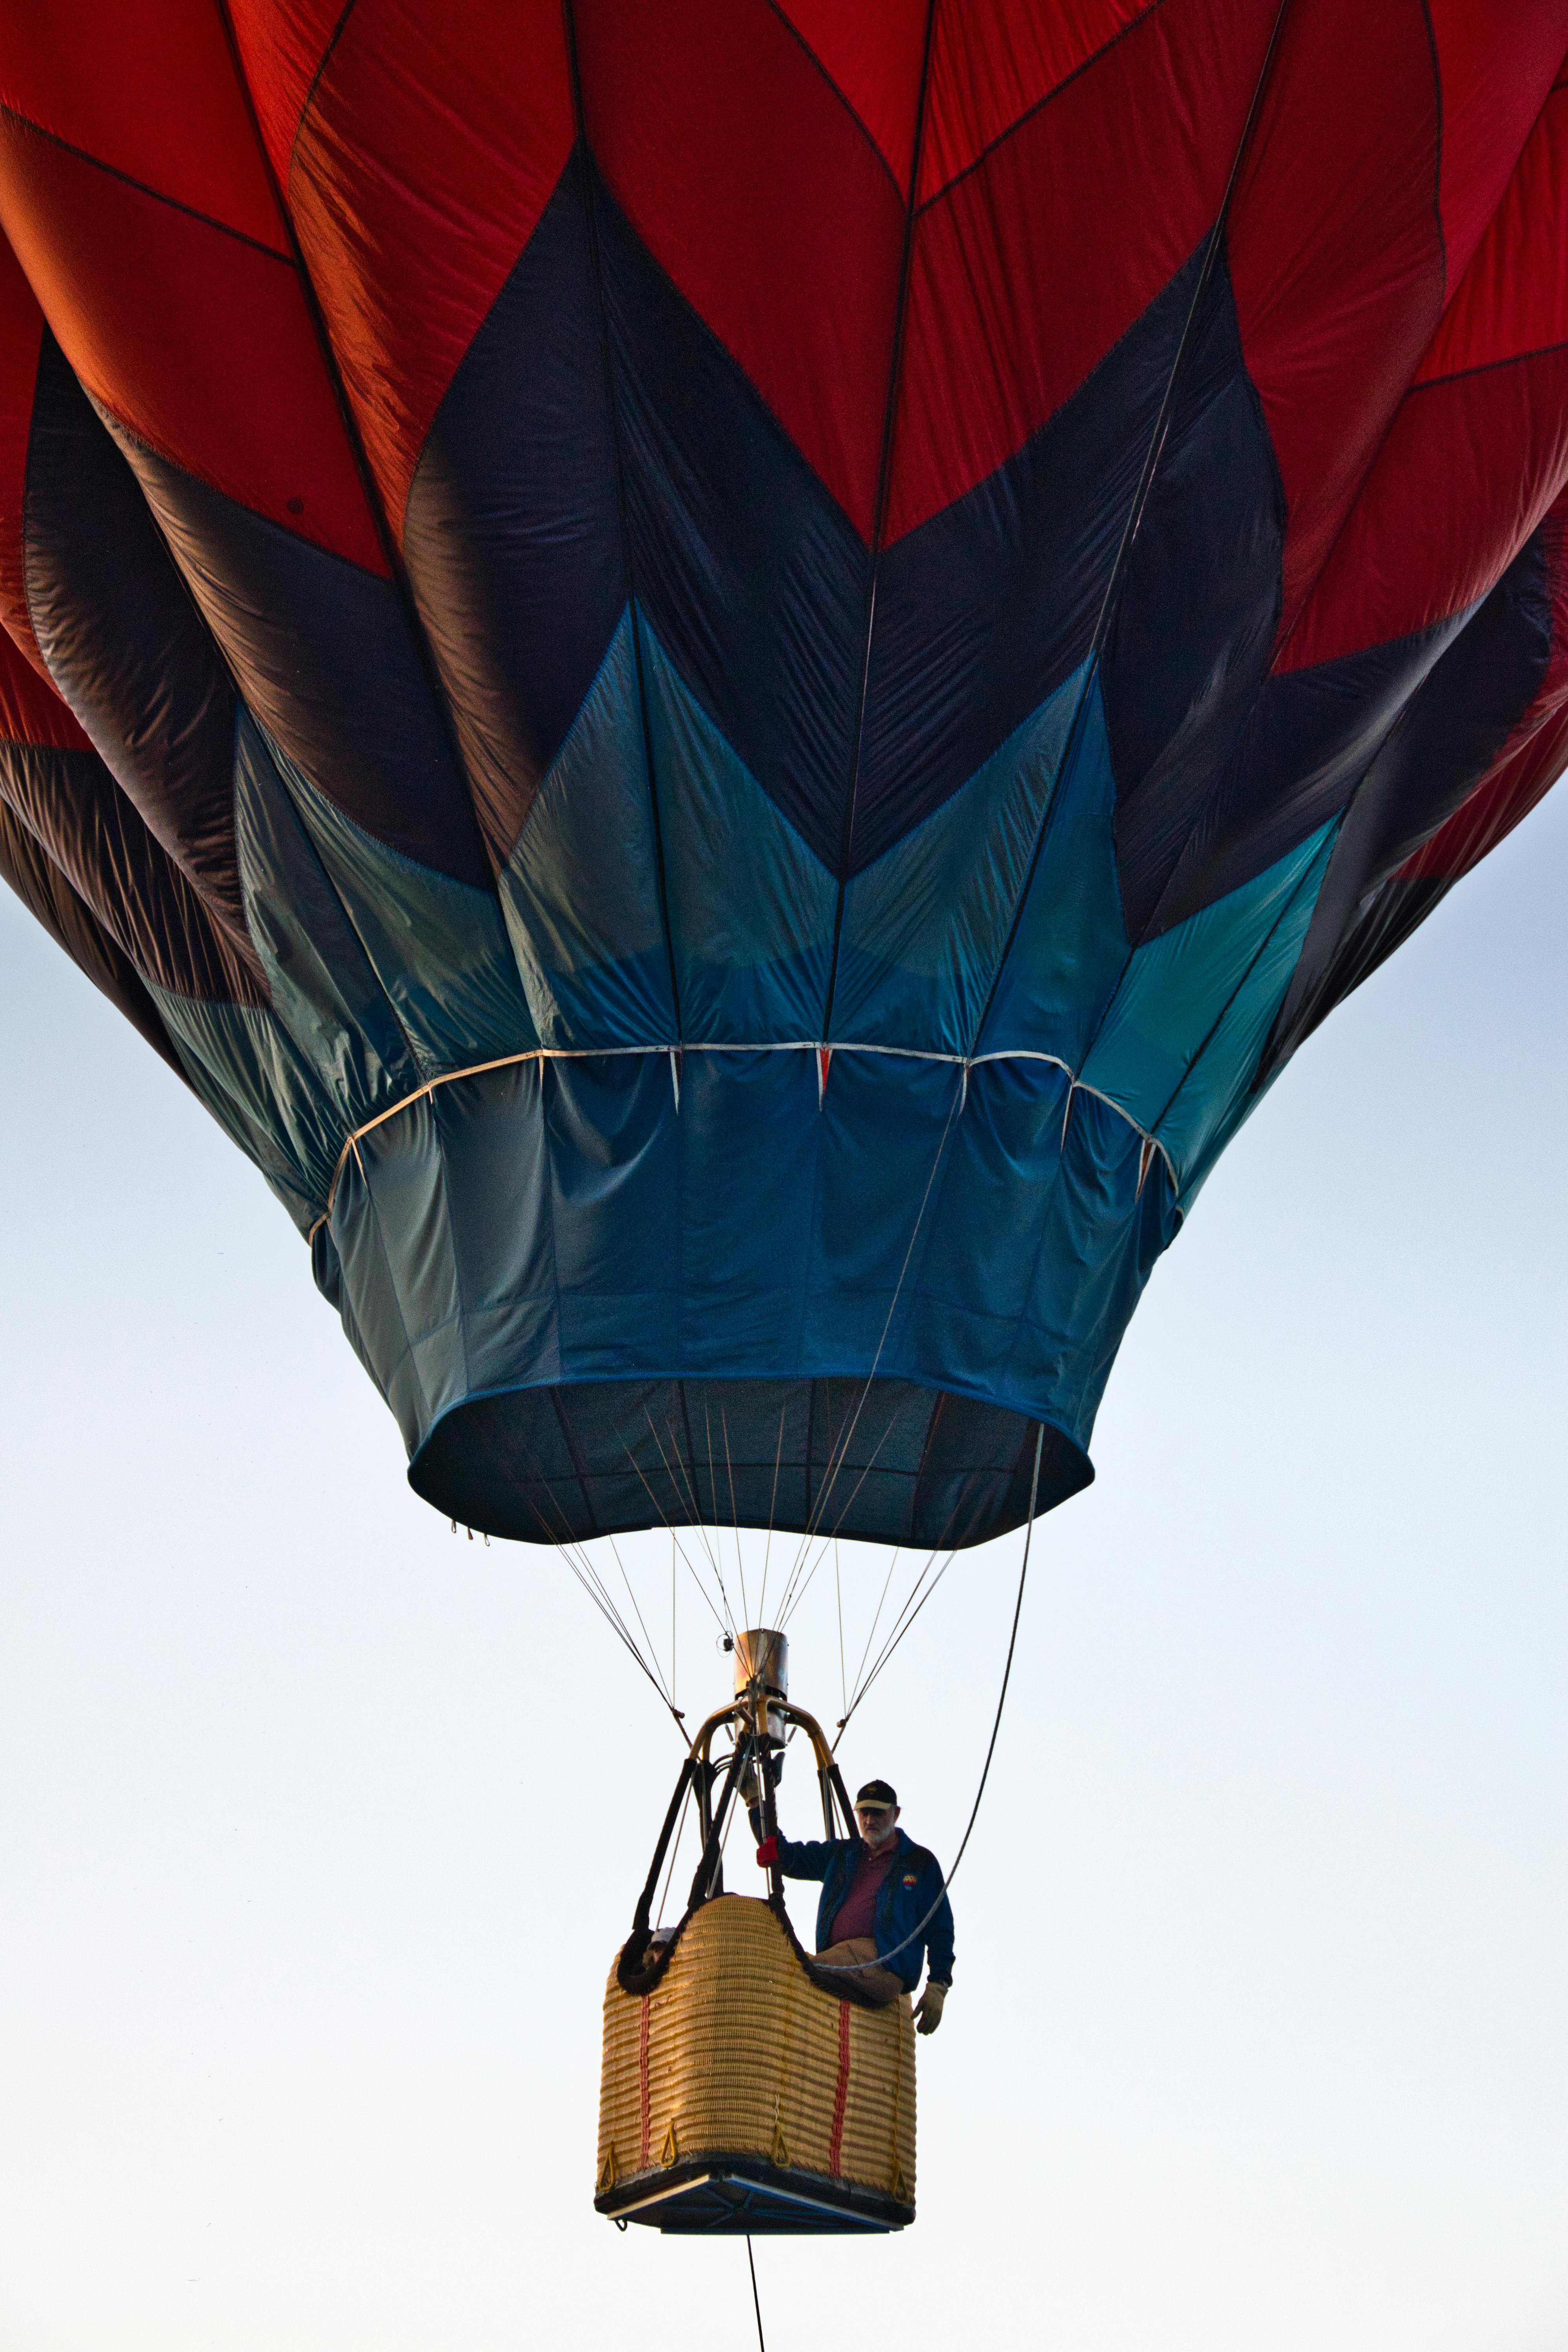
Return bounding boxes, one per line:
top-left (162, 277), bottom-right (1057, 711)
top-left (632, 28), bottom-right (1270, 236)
top-left (771, 1827), bottom-right (955, 1993)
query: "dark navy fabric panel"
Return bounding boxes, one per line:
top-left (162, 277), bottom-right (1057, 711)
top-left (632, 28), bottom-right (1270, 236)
top-left (851, 250), bottom-right (1206, 875)
top-left (1102, 253), bottom-right (1287, 938)
top-left (402, 148), bottom-right (625, 865)
top-left (1261, 871), bottom-right (1450, 1073)
top-left (321, 1046), bottom-right (1178, 1543)
top-left (21, 332), bottom-right (256, 967)
top-left (1138, 610), bottom-right (1476, 938)
top-left (1260, 533), bottom-right (1553, 1077)
top-left (100, 417), bottom-right (494, 892)
top-left (0, 737), bottom-right (265, 1002)
top-left (410, 1376), bottom-right (1085, 1548)
top-left (596, 171), bottom-right (869, 874)
top-left (0, 793), bottom-right (187, 1073)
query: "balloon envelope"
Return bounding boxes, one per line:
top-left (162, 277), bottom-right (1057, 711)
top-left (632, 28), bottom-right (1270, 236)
top-left (0, 2), bottom-right (1564, 1544)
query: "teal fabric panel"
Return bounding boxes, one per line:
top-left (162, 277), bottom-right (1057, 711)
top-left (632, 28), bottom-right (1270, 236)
top-left (1155, 823), bottom-right (1337, 1194)
top-left (1079, 819), bottom-right (1338, 1173)
top-left (256, 731), bottom-right (535, 1079)
top-left (232, 710), bottom-right (420, 1123)
top-left (151, 985), bottom-right (342, 1228)
top-left (499, 610), bottom-right (676, 1048)
top-left (642, 623), bottom-right (835, 1040)
top-left (833, 662), bottom-right (1092, 1055)
top-left (975, 675), bottom-right (1130, 1068)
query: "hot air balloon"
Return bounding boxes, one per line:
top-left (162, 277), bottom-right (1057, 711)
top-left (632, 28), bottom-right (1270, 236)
top-left (1, 0), bottom-right (1566, 2234)
top-left (0, 1), bottom-right (1564, 1554)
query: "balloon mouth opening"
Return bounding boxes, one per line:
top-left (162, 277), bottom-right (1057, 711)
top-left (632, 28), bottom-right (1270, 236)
top-left (407, 1375), bottom-right (1092, 1549)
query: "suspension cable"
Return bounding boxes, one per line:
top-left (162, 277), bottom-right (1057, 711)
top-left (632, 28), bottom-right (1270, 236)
top-left (746, 2237), bottom-right (766, 2351)
top-left (817, 1422), bottom-right (1045, 1976)
top-left (623, 1423), bottom-right (732, 1635)
top-left (835, 1545), bottom-right (958, 1744)
top-left (756, 1401), bottom-right (786, 1629)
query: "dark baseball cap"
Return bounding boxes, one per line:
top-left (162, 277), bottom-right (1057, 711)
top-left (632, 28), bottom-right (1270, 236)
top-left (855, 1779), bottom-right (898, 1809)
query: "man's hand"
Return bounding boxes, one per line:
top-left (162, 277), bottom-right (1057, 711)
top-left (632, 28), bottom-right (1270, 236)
top-left (913, 1980), bottom-right (947, 2035)
top-left (754, 1834), bottom-right (779, 1867)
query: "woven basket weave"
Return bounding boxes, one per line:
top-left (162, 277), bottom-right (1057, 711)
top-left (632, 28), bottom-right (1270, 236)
top-left (597, 1895), bottom-right (916, 2209)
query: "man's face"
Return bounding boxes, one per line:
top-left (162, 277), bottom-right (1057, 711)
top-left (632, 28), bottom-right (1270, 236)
top-left (856, 1803), bottom-right (899, 1848)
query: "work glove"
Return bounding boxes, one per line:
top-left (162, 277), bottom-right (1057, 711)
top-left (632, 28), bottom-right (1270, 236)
top-left (913, 1980), bottom-right (947, 2036)
top-left (754, 1834), bottom-right (779, 1867)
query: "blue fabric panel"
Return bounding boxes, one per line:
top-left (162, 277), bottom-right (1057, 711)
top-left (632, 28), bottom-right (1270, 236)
top-left (1099, 250), bottom-right (1287, 940)
top-left (232, 709), bottom-right (419, 1117)
top-left (1080, 818), bottom-right (1337, 1181)
top-left (1263, 530), bottom-right (1555, 1078)
top-left (100, 415), bottom-right (493, 891)
top-left (328, 1096), bottom-right (453, 1446)
top-left (974, 674), bottom-right (1130, 1066)
top-left (425, 1059), bottom-right (562, 1400)
top-left (671, 1049), bottom-right (822, 1374)
top-left (597, 169), bottom-right (869, 874)
top-left (1155, 824), bottom-right (1335, 1195)
top-left (829, 663), bottom-right (1086, 1053)
top-left (150, 984), bottom-right (341, 1230)
top-left (853, 250), bottom-right (1204, 873)
top-left (499, 610), bottom-right (675, 1047)
top-left (401, 147), bottom-right (625, 863)
top-left (896, 1063), bottom-right (1176, 1443)
top-left (21, 332), bottom-right (256, 971)
top-left (255, 729), bottom-right (535, 1076)
top-left (641, 623), bottom-right (835, 1040)
top-left (541, 1049), bottom-right (681, 1374)
top-left (323, 1046), bottom-right (1179, 1474)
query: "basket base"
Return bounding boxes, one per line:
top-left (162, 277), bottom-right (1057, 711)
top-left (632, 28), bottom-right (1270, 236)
top-left (597, 2152), bottom-right (913, 2235)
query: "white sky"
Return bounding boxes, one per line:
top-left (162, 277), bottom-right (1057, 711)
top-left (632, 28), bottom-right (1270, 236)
top-left (0, 788), bottom-right (1564, 2352)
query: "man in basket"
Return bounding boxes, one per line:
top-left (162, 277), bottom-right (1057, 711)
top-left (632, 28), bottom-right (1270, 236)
top-left (753, 1778), bottom-right (954, 2033)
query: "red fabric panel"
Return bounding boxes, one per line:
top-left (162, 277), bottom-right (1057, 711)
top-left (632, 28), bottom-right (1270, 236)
top-left (224, 0), bottom-right (347, 188)
top-left (0, 228), bottom-right (48, 676)
top-left (1414, 83), bottom-right (1568, 387)
top-left (0, 0), bottom-right (285, 249)
top-left (1281, 89), bottom-right (1568, 673)
top-left (918, 0), bottom-right (1156, 203)
top-left (285, 0), bottom-right (575, 530)
top-left (0, 620), bottom-right (89, 752)
top-left (0, 116), bottom-right (386, 573)
top-left (888, 0), bottom-right (1267, 544)
top-left (1227, 0), bottom-right (1444, 643)
top-left (574, 0), bottom-right (906, 543)
top-left (1425, 0), bottom-right (1568, 290)
top-left (1281, 347), bottom-right (1568, 671)
top-left (770, 0), bottom-right (929, 192)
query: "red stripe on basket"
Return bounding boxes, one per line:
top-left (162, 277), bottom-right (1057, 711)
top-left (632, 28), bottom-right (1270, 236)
top-left (828, 2000), bottom-right (852, 2176)
top-left (638, 1999), bottom-right (652, 2171)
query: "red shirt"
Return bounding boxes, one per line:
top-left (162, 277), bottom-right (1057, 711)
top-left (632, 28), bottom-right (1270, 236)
top-left (826, 1836), bottom-right (899, 1945)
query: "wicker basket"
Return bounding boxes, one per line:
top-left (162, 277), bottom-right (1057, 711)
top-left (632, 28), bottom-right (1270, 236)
top-left (596, 1895), bottom-right (917, 2232)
